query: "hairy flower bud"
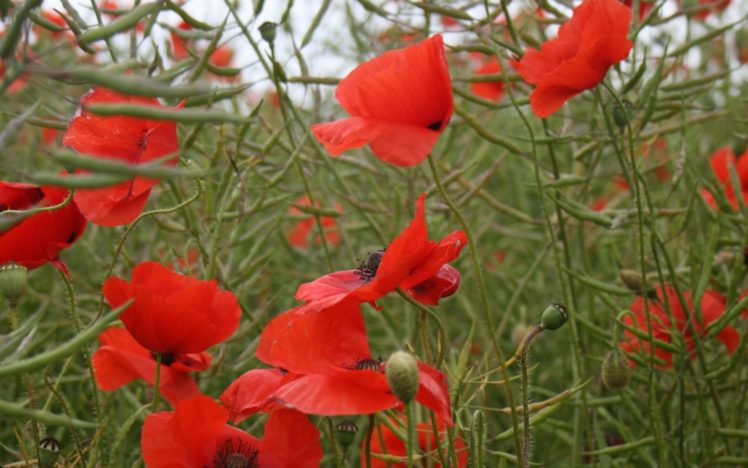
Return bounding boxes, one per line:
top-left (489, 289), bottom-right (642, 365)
top-left (541, 303), bottom-right (567, 331)
top-left (335, 419), bottom-right (358, 447)
top-left (0, 263), bottom-right (27, 306)
top-left (385, 351), bottom-right (420, 404)
top-left (602, 349), bottom-right (632, 390)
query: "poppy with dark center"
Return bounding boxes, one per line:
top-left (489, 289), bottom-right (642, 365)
top-left (287, 196), bottom-right (342, 249)
top-left (62, 87), bottom-right (179, 226)
top-left (700, 146), bottom-right (748, 210)
top-left (221, 300), bottom-right (452, 423)
top-left (311, 34), bottom-right (453, 167)
top-left (517, 0), bottom-right (633, 118)
top-left (92, 326), bottom-right (206, 404)
top-left (0, 182), bottom-right (86, 274)
top-left (141, 395), bottom-right (322, 467)
top-left (364, 417), bottom-right (468, 467)
top-left (102, 261), bottom-right (241, 355)
top-left (620, 286), bottom-right (739, 368)
top-left (294, 194), bottom-right (467, 312)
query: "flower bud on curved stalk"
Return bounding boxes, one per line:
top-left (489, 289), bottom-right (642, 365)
top-left (386, 351), bottom-right (420, 404)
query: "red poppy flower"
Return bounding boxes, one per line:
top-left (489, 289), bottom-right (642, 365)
top-left (35, 10), bottom-right (70, 39)
top-left (312, 34), bottom-right (453, 167)
top-left (614, 137), bottom-right (670, 191)
top-left (0, 59), bottom-right (28, 94)
top-left (364, 418), bottom-right (468, 467)
top-left (287, 196), bottom-right (341, 249)
top-left (622, 0), bottom-right (655, 20)
top-left (92, 326), bottom-right (205, 404)
top-left (142, 395), bottom-right (322, 468)
top-left (678, 0), bottom-right (731, 19)
top-left (469, 53), bottom-right (505, 102)
top-left (171, 21), bottom-right (193, 61)
top-left (0, 182), bottom-right (85, 273)
top-left (620, 286), bottom-right (739, 368)
top-left (222, 300), bottom-right (452, 423)
top-left (62, 87), bottom-right (180, 226)
top-left (517, 0), bottom-right (633, 118)
top-left (294, 194), bottom-right (467, 310)
top-left (700, 146), bottom-right (748, 209)
top-left (102, 261), bottom-right (241, 355)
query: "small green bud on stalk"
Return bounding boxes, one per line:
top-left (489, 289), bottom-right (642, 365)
top-left (612, 100), bottom-right (633, 128)
top-left (602, 349), bottom-right (632, 390)
top-left (259, 21), bottom-right (277, 44)
top-left (386, 351), bottom-right (420, 404)
top-left (0, 263), bottom-right (27, 307)
top-left (335, 419), bottom-right (358, 447)
top-left (38, 436), bottom-right (61, 467)
top-left (541, 303), bottom-right (567, 331)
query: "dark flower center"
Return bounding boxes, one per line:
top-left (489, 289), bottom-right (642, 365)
top-left (354, 358), bottom-right (382, 372)
top-left (427, 120), bottom-right (442, 131)
top-left (355, 249), bottom-right (385, 282)
top-left (213, 438), bottom-right (259, 468)
top-left (151, 352), bottom-right (177, 366)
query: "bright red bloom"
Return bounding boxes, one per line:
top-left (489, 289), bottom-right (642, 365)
top-left (142, 395), bottom-right (322, 468)
top-left (36, 10), bottom-right (70, 39)
top-left (517, 0), bottom-right (633, 118)
top-left (92, 326), bottom-right (206, 404)
top-left (294, 194), bottom-right (467, 310)
top-left (287, 196), bottom-right (341, 249)
top-left (0, 182), bottom-right (85, 273)
top-left (678, 0), bottom-right (731, 19)
top-left (469, 53), bottom-right (505, 102)
top-left (701, 146), bottom-right (748, 209)
top-left (222, 300), bottom-right (452, 423)
top-left (63, 87), bottom-right (180, 226)
top-left (364, 418), bottom-right (468, 467)
top-left (210, 45), bottom-right (234, 68)
top-left (171, 21), bottom-right (193, 60)
top-left (312, 34), bottom-right (453, 167)
top-left (622, 0), bottom-right (655, 20)
top-left (620, 286), bottom-right (739, 368)
top-left (102, 261), bottom-right (241, 355)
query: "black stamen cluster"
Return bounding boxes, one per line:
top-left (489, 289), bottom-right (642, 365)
top-left (355, 249), bottom-right (385, 282)
top-left (213, 438), bottom-right (259, 468)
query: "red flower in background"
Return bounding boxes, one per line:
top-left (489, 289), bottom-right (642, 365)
top-left (364, 418), bottom-right (468, 467)
top-left (142, 395), bottom-right (322, 468)
top-left (35, 10), bottom-right (70, 39)
top-left (222, 300), bottom-right (452, 423)
top-left (615, 137), bottom-right (670, 191)
top-left (0, 182), bottom-right (85, 273)
top-left (63, 87), bottom-right (180, 226)
top-left (623, 0), bottom-right (655, 20)
top-left (517, 0), bottom-right (633, 118)
top-left (620, 286), bottom-right (739, 368)
top-left (469, 53), bottom-right (505, 102)
top-left (171, 21), bottom-right (192, 60)
top-left (312, 34), bottom-right (453, 167)
top-left (294, 194), bottom-right (467, 310)
top-left (102, 261), bottom-right (241, 355)
top-left (701, 146), bottom-right (748, 209)
top-left (92, 326), bottom-right (205, 404)
top-left (287, 196), bottom-right (341, 249)
top-left (678, 0), bottom-right (731, 19)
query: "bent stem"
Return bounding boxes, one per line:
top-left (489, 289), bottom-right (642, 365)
top-left (520, 325), bottom-right (544, 467)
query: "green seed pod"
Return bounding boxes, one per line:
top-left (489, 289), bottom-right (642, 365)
top-left (335, 419), bottom-right (358, 447)
top-left (612, 100), bottom-right (633, 128)
top-left (602, 349), bottom-right (632, 390)
top-left (0, 263), bottom-right (27, 306)
top-left (541, 303), bottom-right (567, 331)
top-left (259, 21), bottom-right (277, 44)
top-left (385, 351), bottom-right (420, 404)
top-left (38, 436), bottom-right (61, 468)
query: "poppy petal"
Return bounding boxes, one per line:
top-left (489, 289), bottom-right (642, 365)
top-left (221, 368), bottom-right (291, 423)
top-left (259, 409), bottom-right (323, 468)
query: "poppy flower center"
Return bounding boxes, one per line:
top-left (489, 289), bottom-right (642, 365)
top-left (213, 437), bottom-right (259, 468)
top-left (427, 120), bottom-right (442, 131)
top-left (354, 358), bottom-right (382, 372)
top-left (355, 249), bottom-right (385, 282)
top-left (151, 352), bottom-right (177, 366)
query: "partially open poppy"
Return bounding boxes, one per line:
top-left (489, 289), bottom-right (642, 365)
top-left (0, 182), bottom-right (85, 274)
top-left (92, 326), bottom-right (206, 405)
top-left (620, 286), bottom-right (739, 368)
top-left (222, 300), bottom-right (452, 423)
top-left (141, 395), bottom-right (322, 468)
top-left (102, 261), bottom-right (241, 355)
top-left (517, 0), bottom-right (633, 118)
top-left (365, 417), bottom-right (468, 467)
top-left (312, 34), bottom-right (453, 167)
top-left (287, 196), bottom-right (341, 249)
top-left (63, 87), bottom-right (179, 226)
top-left (294, 194), bottom-right (466, 311)
top-left (701, 146), bottom-right (748, 209)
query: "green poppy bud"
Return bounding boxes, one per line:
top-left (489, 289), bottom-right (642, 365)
top-left (612, 100), bottom-right (633, 128)
top-left (602, 349), bottom-right (632, 390)
top-left (385, 351), bottom-right (420, 404)
top-left (0, 263), bottom-right (27, 307)
top-left (541, 303), bottom-right (567, 331)
top-left (335, 419), bottom-right (358, 447)
top-left (38, 436), bottom-right (61, 467)
top-left (259, 22), bottom-right (277, 44)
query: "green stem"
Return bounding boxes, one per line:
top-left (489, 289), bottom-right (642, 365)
top-left (153, 353), bottom-right (162, 412)
top-left (326, 417), bottom-right (344, 468)
top-left (365, 414), bottom-right (375, 468)
top-left (406, 402), bottom-right (416, 468)
top-left (520, 326), bottom-right (544, 467)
